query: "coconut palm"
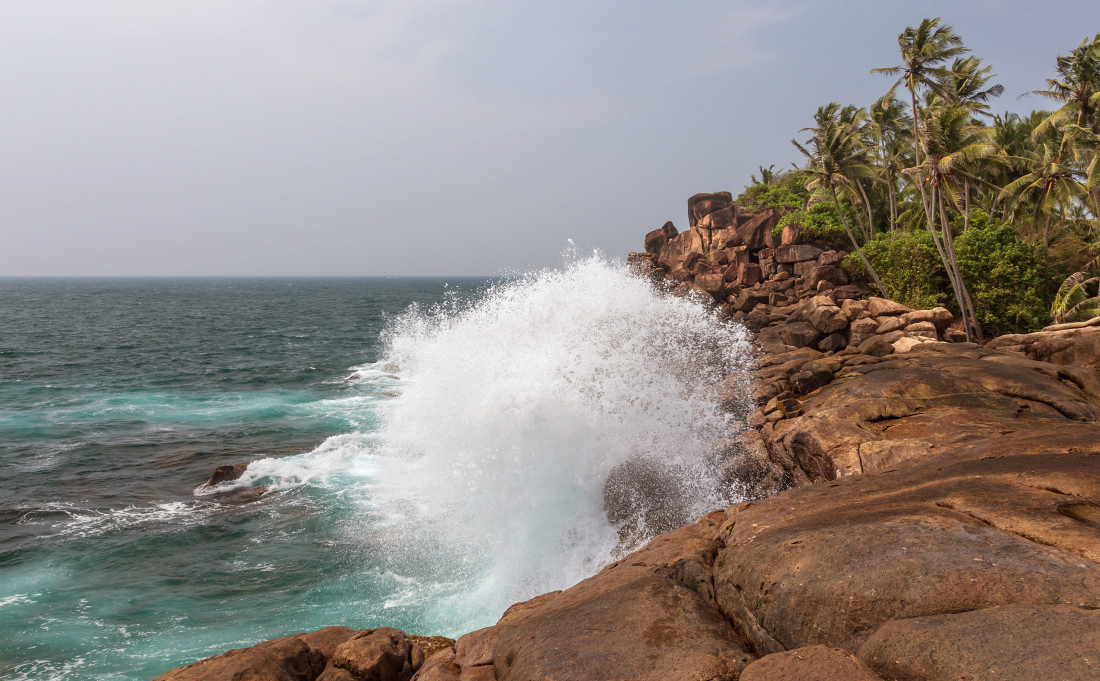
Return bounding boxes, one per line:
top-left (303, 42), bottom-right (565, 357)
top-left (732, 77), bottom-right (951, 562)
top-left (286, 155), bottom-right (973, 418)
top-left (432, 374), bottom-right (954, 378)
top-left (872, 18), bottom-right (969, 172)
top-left (910, 103), bottom-right (994, 340)
top-left (1027, 34), bottom-right (1100, 219)
top-left (1051, 271), bottom-right (1100, 324)
top-left (870, 92), bottom-right (912, 230)
top-left (792, 112), bottom-right (888, 297)
top-left (938, 56), bottom-right (1005, 117)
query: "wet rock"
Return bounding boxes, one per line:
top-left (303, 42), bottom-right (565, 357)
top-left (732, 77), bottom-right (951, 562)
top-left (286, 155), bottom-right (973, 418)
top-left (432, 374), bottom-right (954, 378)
top-left (204, 462), bottom-right (250, 487)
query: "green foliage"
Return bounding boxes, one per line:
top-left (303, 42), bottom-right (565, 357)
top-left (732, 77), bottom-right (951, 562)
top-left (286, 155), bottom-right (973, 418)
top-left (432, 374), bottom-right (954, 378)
top-left (843, 230), bottom-right (949, 310)
top-left (735, 173), bottom-right (807, 212)
top-left (955, 222), bottom-right (1048, 334)
top-left (776, 201), bottom-right (857, 251)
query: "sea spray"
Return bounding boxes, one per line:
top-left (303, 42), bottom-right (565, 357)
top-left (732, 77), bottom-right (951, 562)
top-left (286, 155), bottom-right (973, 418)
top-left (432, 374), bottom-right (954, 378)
top-left (367, 254), bottom-right (753, 623)
top-left (197, 255), bottom-right (754, 632)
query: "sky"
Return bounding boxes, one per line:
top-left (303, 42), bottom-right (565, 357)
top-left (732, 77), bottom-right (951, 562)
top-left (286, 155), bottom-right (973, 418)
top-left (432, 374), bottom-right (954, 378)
top-left (1, 0), bottom-right (1097, 276)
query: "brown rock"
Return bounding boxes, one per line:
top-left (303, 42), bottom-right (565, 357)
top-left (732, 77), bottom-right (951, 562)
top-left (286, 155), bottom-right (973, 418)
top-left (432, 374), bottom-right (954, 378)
top-left (644, 227), bottom-right (669, 255)
top-left (818, 250), bottom-right (845, 268)
top-left (777, 322), bottom-right (822, 349)
top-left (331, 628), bottom-right (421, 681)
top-left (904, 321), bottom-right (938, 340)
top-left (408, 636), bottom-right (456, 662)
top-left (657, 230), bottom-right (705, 270)
top-left (490, 514), bottom-right (753, 681)
top-left (817, 333), bottom-right (846, 353)
top-left (780, 224), bottom-right (802, 246)
top-left (738, 210), bottom-right (780, 251)
top-left (205, 462), bottom-right (250, 487)
top-left (695, 273), bottom-right (725, 296)
top-left (688, 192), bottom-right (734, 227)
top-left (153, 636), bottom-right (326, 681)
top-left (738, 263), bottom-right (763, 288)
top-left (855, 337), bottom-right (895, 357)
top-left (859, 604), bottom-right (1100, 681)
top-left (713, 449), bottom-right (1100, 654)
top-left (809, 265), bottom-right (847, 288)
top-left (741, 646), bottom-right (883, 681)
top-left (699, 205), bottom-right (736, 231)
top-left (865, 297), bottom-right (910, 317)
top-left (775, 244), bottom-right (823, 264)
top-left (806, 306), bottom-right (848, 335)
top-left (874, 316), bottom-right (905, 334)
top-left (840, 299), bottom-right (867, 321)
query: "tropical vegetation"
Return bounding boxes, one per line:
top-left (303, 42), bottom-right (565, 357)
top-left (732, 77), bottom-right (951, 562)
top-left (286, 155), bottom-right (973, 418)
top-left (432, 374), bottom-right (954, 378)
top-left (738, 19), bottom-right (1100, 336)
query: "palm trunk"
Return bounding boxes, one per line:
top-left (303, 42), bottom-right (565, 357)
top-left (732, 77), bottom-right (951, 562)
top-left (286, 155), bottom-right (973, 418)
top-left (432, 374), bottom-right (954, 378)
top-left (925, 183), bottom-right (975, 342)
top-left (939, 191), bottom-right (983, 342)
top-left (963, 181), bottom-right (971, 233)
top-left (857, 180), bottom-right (875, 241)
top-left (832, 188), bottom-right (887, 298)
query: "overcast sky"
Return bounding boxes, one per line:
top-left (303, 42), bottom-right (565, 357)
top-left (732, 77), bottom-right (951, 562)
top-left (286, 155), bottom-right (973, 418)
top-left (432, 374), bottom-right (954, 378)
top-left (1, 1), bottom-right (1096, 275)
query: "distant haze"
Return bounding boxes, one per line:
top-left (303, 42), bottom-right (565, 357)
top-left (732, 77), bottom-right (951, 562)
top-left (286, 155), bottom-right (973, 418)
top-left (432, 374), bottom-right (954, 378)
top-left (1, 1), bottom-right (1095, 276)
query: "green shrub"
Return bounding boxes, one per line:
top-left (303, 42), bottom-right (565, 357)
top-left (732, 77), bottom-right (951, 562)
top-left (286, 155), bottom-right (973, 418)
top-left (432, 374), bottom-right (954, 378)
top-left (735, 174), bottom-right (807, 212)
top-left (777, 201), bottom-right (856, 252)
top-left (955, 222), bottom-right (1047, 335)
top-left (843, 229), bottom-right (949, 310)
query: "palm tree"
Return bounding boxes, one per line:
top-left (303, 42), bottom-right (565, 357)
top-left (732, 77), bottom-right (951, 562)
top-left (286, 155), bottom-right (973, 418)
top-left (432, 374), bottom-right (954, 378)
top-left (1004, 135), bottom-right (1087, 254)
top-left (1051, 271), bottom-right (1100, 324)
top-left (911, 104), bottom-right (994, 340)
top-left (939, 56), bottom-right (1005, 117)
top-left (1027, 34), bottom-right (1100, 220)
top-left (872, 18), bottom-right (969, 178)
top-left (751, 165), bottom-right (779, 186)
top-left (870, 92), bottom-right (912, 231)
top-left (792, 111), bottom-right (888, 297)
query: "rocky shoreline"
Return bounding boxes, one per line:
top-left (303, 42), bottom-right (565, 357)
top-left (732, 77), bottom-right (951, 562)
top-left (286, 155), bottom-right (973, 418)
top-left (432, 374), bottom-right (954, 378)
top-left (157, 193), bottom-right (1100, 681)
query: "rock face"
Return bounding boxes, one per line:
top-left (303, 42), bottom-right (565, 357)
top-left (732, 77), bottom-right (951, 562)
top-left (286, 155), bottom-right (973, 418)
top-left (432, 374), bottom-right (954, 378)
top-left (987, 316), bottom-right (1100, 370)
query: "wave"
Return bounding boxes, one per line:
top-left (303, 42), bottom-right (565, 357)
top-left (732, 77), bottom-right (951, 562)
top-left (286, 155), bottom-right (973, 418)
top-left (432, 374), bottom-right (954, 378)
top-left (201, 253), bottom-right (753, 628)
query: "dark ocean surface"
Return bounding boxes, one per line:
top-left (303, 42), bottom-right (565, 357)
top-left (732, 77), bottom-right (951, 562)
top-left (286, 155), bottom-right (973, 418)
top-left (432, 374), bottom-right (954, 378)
top-left (0, 278), bottom-right (490, 680)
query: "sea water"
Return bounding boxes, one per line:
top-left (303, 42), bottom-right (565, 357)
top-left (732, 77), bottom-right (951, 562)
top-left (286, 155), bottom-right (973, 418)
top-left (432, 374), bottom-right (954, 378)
top-left (0, 256), bottom-right (752, 680)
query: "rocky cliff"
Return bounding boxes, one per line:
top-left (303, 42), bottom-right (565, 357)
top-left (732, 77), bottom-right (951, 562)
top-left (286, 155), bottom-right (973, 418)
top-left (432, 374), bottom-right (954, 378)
top-left (156, 193), bottom-right (1100, 681)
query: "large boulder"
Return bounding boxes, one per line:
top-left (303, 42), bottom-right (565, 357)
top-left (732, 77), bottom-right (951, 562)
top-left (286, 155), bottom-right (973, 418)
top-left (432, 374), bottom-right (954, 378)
top-left (489, 514), bottom-right (753, 681)
top-left (643, 226), bottom-right (670, 255)
top-left (688, 192), bottom-right (734, 228)
top-left (737, 210), bottom-right (780, 251)
top-left (712, 440), bottom-right (1100, 661)
top-left (657, 230), bottom-right (705, 270)
top-left (766, 344), bottom-right (1100, 480)
top-left (325, 628), bottom-right (423, 681)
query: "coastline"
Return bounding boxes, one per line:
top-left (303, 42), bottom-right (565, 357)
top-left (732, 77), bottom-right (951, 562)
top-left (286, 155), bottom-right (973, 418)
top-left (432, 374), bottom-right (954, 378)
top-left (154, 192), bottom-right (1100, 680)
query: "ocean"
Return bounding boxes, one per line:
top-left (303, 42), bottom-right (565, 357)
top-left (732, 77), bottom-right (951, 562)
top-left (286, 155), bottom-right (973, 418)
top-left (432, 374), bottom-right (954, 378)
top-left (0, 258), bottom-right (751, 680)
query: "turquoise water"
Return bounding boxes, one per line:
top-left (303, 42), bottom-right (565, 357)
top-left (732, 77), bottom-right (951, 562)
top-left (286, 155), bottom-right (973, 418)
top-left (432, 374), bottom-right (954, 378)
top-left (0, 278), bottom-right (491, 680)
top-left (0, 264), bottom-right (752, 680)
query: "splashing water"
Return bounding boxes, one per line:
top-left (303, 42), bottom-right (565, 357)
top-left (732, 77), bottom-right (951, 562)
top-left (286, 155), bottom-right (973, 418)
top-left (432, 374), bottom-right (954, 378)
top-left (199, 255), bottom-right (753, 631)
